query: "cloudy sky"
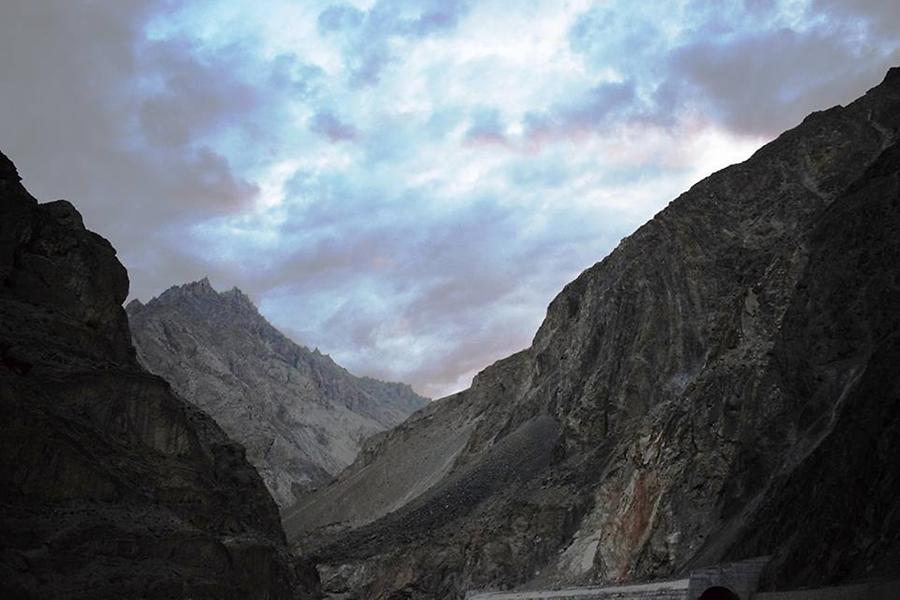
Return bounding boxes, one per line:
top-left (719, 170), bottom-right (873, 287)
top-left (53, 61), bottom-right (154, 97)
top-left (1, 1), bottom-right (898, 397)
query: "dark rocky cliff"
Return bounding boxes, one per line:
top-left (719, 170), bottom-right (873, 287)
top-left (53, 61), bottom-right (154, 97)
top-left (0, 151), bottom-right (319, 599)
top-left (126, 281), bottom-right (426, 507)
top-left (720, 140), bottom-right (900, 587)
top-left (286, 68), bottom-right (900, 599)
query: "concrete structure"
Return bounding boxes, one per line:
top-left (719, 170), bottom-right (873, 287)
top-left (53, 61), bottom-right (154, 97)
top-left (467, 579), bottom-right (689, 599)
top-left (467, 558), bottom-right (900, 600)
top-left (467, 557), bottom-right (768, 600)
top-left (686, 557), bottom-right (770, 600)
top-left (467, 581), bottom-right (900, 600)
top-left (754, 580), bottom-right (900, 600)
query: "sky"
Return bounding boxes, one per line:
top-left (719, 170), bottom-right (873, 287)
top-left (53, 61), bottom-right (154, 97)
top-left (1, 1), bottom-right (898, 398)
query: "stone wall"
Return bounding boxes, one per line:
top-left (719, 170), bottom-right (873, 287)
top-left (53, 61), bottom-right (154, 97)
top-left (687, 557), bottom-right (771, 600)
top-left (753, 580), bottom-right (900, 600)
top-left (466, 579), bottom-right (690, 599)
top-left (468, 576), bottom-right (900, 600)
top-left (468, 557), bottom-right (770, 600)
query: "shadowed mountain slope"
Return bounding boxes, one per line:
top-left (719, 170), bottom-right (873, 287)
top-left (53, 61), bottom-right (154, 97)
top-left (127, 283), bottom-right (426, 508)
top-left (285, 68), bottom-right (900, 599)
top-left (0, 151), bottom-right (319, 599)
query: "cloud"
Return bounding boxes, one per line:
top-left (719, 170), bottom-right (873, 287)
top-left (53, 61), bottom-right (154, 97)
top-left (667, 27), bottom-right (899, 135)
top-left (403, 0), bottom-right (472, 36)
top-left (523, 81), bottom-right (639, 143)
top-left (318, 0), bottom-right (474, 85)
top-left (309, 110), bottom-right (360, 142)
top-left (564, 0), bottom-right (900, 136)
top-left (317, 4), bottom-right (365, 33)
top-left (269, 55), bottom-right (327, 101)
top-left (3, 0), bottom-right (898, 398)
top-left (568, 5), bottom-right (664, 74)
top-left (136, 38), bottom-right (260, 148)
top-left (0, 0), bottom-right (266, 301)
top-left (464, 107), bottom-right (508, 145)
top-left (247, 180), bottom-right (614, 397)
top-left (194, 116), bottom-right (747, 397)
top-left (812, 0), bottom-right (900, 38)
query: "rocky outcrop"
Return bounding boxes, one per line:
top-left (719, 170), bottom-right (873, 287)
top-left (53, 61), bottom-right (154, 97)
top-left (718, 139), bottom-right (900, 588)
top-left (0, 150), bottom-right (319, 599)
top-left (126, 281), bottom-right (426, 507)
top-left (287, 68), bottom-right (900, 598)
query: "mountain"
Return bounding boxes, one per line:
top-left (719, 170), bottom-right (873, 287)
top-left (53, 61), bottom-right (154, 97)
top-left (126, 281), bottom-right (426, 508)
top-left (0, 151), bottom-right (318, 599)
top-left (285, 68), bottom-right (900, 598)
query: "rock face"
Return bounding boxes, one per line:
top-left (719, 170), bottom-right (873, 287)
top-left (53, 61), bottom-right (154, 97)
top-left (0, 151), bottom-right (319, 599)
top-left (126, 281), bottom-right (426, 508)
top-left (286, 68), bottom-right (900, 598)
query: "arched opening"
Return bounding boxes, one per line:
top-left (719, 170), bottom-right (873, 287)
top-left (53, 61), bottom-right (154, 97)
top-left (698, 586), bottom-right (740, 600)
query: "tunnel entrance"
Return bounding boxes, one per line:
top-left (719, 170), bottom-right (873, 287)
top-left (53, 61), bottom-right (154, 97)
top-left (698, 586), bottom-right (740, 600)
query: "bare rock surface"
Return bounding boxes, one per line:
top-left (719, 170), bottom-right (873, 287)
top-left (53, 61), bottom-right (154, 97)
top-left (127, 280), bottom-right (426, 508)
top-left (287, 68), bottom-right (900, 599)
top-left (0, 150), bottom-right (319, 599)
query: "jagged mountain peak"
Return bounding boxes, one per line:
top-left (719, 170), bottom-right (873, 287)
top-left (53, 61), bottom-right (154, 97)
top-left (128, 279), bottom-right (427, 508)
top-left (150, 279), bottom-right (287, 333)
top-left (124, 297), bottom-right (144, 312)
top-left (157, 276), bottom-right (224, 302)
top-left (140, 279), bottom-right (323, 366)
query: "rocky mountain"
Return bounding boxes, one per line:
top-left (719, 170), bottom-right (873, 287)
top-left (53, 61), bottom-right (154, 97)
top-left (285, 68), bottom-right (900, 598)
top-left (0, 151), bottom-right (319, 599)
top-left (126, 281), bottom-right (426, 508)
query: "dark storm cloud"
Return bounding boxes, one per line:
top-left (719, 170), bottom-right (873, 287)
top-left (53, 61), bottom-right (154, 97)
top-left (0, 1), bottom-right (266, 300)
top-left (137, 38), bottom-right (260, 148)
top-left (668, 27), bottom-right (899, 136)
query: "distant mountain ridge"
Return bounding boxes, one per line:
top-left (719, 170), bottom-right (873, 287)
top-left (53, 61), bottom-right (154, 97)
top-left (126, 278), bottom-right (426, 508)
